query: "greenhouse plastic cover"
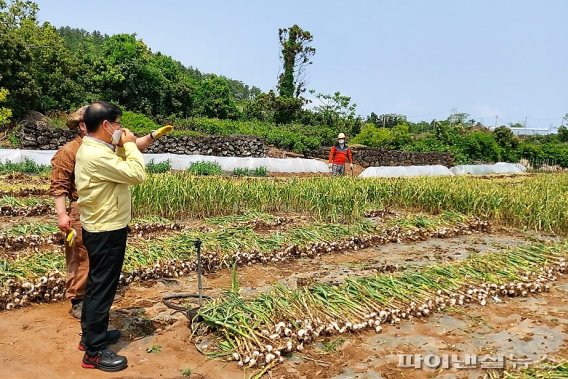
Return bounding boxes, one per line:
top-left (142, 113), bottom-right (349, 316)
top-left (0, 149), bottom-right (329, 173)
top-left (359, 162), bottom-right (527, 178)
top-left (450, 162), bottom-right (527, 176)
top-left (359, 165), bottom-right (453, 178)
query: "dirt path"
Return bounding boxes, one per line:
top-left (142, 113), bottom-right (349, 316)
top-left (0, 301), bottom-right (240, 379)
top-left (0, 232), bottom-right (562, 379)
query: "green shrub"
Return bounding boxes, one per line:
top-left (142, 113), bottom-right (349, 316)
top-left (461, 131), bottom-right (502, 163)
top-left (539, 143), bottom-right (568, 167)
top-left (166, 117), bottom-right (332, 154)
top-left (233, 167), bottom-right (268, 177)
top-left (254, 167), bottom-right (268, 176)
top-left (351, 123), bottom-right (410, 149)
top-left (122, 111), bottom-right (159, 135)
top-left (558, 126), bottom-right (568, 143)
top-left (146, 159), bottom-right (171, 173)
top-left (0, 88), bottom-right (13, 127)
top-left (46, 112), bottom-right (67, 129)
top-left (404, 136), bottom-right (469, 164)
top-left (7, 132), bottom-right (20, 147)
top-left (0, 158), bottom-right (50, 174)
top-left (187, 161), bottom-right (222, 176)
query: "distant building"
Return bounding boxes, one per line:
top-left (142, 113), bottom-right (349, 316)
top-left (509, 127), bottom-right (558, 136)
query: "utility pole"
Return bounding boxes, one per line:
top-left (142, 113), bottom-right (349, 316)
top-left (524, 116), bottom-right (528, 129)
top-left (450, 107), bottom-right (456, 127)
top-left (494, 115), bottom-right (498, 129)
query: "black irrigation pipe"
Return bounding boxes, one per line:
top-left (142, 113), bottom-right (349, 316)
top-left (162, 239), bottom-right (211, 321)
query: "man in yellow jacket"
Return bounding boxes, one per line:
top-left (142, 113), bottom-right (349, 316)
top-left (75, 101), bottom-right (146, 372)
top-left (50, 106), bottom-right (172, 320)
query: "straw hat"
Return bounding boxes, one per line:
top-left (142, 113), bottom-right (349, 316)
top-left (66, 105), bottom-right (88, 130)
top-left (337, 133), bottom-right (346, 139)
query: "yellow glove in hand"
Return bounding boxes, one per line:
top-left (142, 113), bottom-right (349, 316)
top-left (66, 229), bottom-right (76, 247)
top-left (152, 125), bottom-right (174, 139)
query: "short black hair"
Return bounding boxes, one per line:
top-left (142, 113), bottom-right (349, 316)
top-left (84, 101), bottom-right (122, 133)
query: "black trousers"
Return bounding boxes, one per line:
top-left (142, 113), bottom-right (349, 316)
top-left (81, 227), bottom-right (127, 353)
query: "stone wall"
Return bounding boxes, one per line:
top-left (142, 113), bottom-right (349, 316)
top-left (145, 135), bottom-right (267, 157)
top-left (311, 146), bottom-right (454, 167)
top-left (18, 119), bottom-right (268, 157)
top-left (19, 116), bottom-right (76, 150)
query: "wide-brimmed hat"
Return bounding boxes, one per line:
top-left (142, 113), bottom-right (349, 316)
top-left (66, 105), bottom-right (88, 130)
top-left (337, 133), bottom-right (346, 139)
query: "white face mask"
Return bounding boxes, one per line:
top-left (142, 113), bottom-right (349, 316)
top-left (106, 124), bottom-right (122, 145)
top-left (110, 129), bottom-right (122, 145)
top-left (338, 139), bottom-right (345, 144)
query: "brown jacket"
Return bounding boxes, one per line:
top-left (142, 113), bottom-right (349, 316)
top-left (49, 135), bottom-right (82, 202)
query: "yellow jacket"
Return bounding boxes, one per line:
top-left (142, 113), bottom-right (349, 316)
top-left (75, 136), bottom-right (146, 232)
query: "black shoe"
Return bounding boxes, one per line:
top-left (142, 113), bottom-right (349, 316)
top-left (69, 301), bottom-right (83, 319)
top-left (78, 330), bottom-right (121, 351)
top-left (81, 349), bottom-right (127, 372)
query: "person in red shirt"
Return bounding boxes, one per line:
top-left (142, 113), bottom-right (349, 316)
top-left (328, 133), bottom-right (353, 176)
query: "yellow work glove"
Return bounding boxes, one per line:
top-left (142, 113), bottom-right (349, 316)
top-left (66, 228), bottom-right (76, 247)
top-left (152, 125), bottom-right (174, 139)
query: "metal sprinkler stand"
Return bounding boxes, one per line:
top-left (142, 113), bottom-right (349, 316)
top-left (162, 238), bottom-right (211, 321)
top-left (194, 239), bottom-right (203, 305)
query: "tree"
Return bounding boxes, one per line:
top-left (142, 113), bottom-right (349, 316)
top-left (447, 112), bottom-right (470, 126)
top-left (19, 19), bottom-right (85, 111)
top-left (558, 126), bottom-right (568, 143)
top-left (461, 131), bottom-right (502, 163)
top-left (305, 90), bottom-right (361, 135)
top-left (243, 90), bottom-right (305, 124)
top-left (368, 113), bottom-right (407, 129)
top-left (493, 126), bottom-right (518, 148)
top-left (193, 75), bottom-right (238, 119)
top-left (224, 78), bottom-right (261, 102)
top-left (433, 120), bottom-right (463, 145)
top-left (0, 88), bottom-right (12, 126)
top-left (277, 25), bottom-right (315, 98)
top-left (0, 0), bottom-right (37, 27)
top-left (0, 1), bottom-right (277, 121)
top-left (312, 91), bottom-right (356, 125)
top-left (0, 1), bottom-right (85, 115)
top-left (0, 0), bottom-right (40, 117)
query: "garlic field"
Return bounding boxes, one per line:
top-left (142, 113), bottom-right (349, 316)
top-left (1, 172), bottom-right (568, 378)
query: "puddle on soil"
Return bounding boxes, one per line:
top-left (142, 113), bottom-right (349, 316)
top-left (110, 308), bottom-right (157, 340)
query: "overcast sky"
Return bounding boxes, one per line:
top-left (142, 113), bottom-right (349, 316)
top-left (34, 0), bottom-right (568, 129)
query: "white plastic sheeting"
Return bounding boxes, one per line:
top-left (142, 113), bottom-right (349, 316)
top-left (0, 149), bottom-right (329, 173)
top-left (0, 149), bottom-right (55, 166)
top-left (450, 162), bottom-right (527, 176)
top-left (359, 162), bottom-right (527, 178)
top-left (359, 165), bottom-right (453, 178)
top-left (145, 153), bottom-right (329, 172)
